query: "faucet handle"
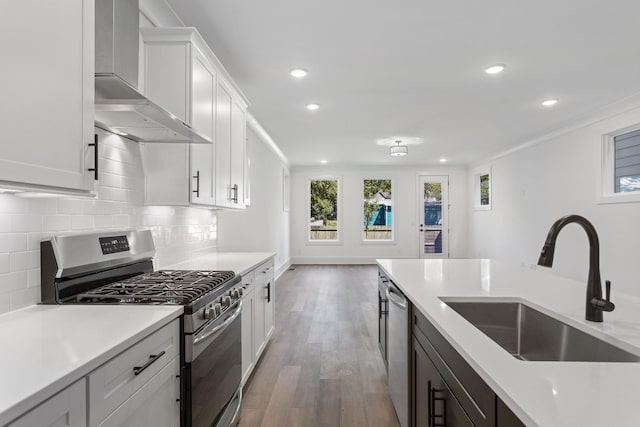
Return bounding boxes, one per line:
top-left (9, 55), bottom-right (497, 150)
top-left (591, 280), bottom-right (615, 313)
top-left (605, 280), bottom-right (612, 302)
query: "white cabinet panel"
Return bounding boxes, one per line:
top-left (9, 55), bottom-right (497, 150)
top-left (96, 356), bottom-right (180, 427)
top-left (215, 82), bottom-right (233, 207)
top-left (142, 143), bottom-right (190, 206)
top-left (0, 0), bottom-right (94, 193)
top-left (230, 101), bottom-right (246, 208)
top-left (241, 273), bottom-right (255, 385)
top-left (9, 379), bottom-right (86, 427)
top-left (143, 44), bottom-right (188, 123)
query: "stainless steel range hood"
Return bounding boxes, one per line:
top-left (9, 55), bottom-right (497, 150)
top-left (95, 0), bottom-right (211, 144)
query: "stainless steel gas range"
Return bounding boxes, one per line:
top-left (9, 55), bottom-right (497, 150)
top-left (40, 230), bottom-right (243, 427)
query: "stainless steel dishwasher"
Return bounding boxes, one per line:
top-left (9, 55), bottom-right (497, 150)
top-left (386, 281), bottom-right (409, 427)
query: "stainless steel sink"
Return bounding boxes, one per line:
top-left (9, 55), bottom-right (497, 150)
top-left (444, 301), bottom-right (640, 362)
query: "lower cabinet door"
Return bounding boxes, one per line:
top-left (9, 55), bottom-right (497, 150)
top-left (413, 337), bottom-right (473, 427)
top-left (97, 356), bottom-right (180, 427)
top-left (241, 287), bottom-right (255, 385)
top-left (9, 379), bottom-right (86, 427)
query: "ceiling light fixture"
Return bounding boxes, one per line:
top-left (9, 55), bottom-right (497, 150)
top-left (320, 160), bottom-right (328, 164)
top-left (390, 141), bottom-right (408, 157)
top-left (541, 98), bottom-right (558, 107)
top-left (439, 158), bottom-right (447, 163)
top-left (306, 103), bottom-right (320, 111)
top-left (484, 64), bottom-right (506, 75)
top-left (290, 68), bottom-right (308, 78)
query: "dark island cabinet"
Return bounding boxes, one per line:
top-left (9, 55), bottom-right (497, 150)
top-left (411, 307), bottom-right (525, 427)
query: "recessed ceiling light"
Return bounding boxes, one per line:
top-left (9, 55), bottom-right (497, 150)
top-left (541, 99), bottom-right (559, 107)
top-left (290, 68), bottom-right (308, 78)
top-left (306, 103), bottom-right (320, 111)
top-left (484, 64), bottom-right (506, 75)
top-left (320, 160), bottom-right (328, 164)
top-left (439, 158), bottom-right (447, 163)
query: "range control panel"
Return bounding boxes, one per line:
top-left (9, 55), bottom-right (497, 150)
top-left (99, 235), bottom-right (130, 255)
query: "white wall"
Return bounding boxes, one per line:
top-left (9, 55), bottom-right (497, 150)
top-left (468, 104), bottom-right (640, 297)
top-left (290, 166), bottom-right (468, 263)
top-left (217, 127), bottom-right (291, 276)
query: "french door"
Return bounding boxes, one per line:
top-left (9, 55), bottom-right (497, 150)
top-left (418, 175), bottom-right (449, 258)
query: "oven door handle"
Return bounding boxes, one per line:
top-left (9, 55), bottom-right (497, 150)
top-left (193, 300), bottom-right (242, 346)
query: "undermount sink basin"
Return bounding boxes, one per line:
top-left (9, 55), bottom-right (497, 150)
top-left (444, 300), bottom-right (640, 362)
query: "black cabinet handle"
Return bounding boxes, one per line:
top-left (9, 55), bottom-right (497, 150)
top-left (232, 184), bottom-right (239, 203)
top-left (431, 386), bottom-right (447, 427)
top-left (133, 350), bottom-right (166, 376)
top-left (265, 282), bottom-right (271, 303)
top-left (192, 171), bottom-right (200, 197)
top-left (88, 134), bottom-right (98, 180)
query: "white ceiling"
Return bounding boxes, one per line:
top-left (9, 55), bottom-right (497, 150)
top-left (166, 0), bottom-right (640, 167)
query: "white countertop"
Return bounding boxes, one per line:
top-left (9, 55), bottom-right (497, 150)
top-left (164, 252), bottom-right (276, 276)
top-left (377, 258), bottom-right (640, 427)
top-left (0, 304), bottom-right (182, 425)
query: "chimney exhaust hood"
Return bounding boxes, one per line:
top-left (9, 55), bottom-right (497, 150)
top-left (95, 0), bottom-right (211, 144)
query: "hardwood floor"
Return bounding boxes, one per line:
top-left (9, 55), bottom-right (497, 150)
top-left (239, 264), bottom-right (400, 427)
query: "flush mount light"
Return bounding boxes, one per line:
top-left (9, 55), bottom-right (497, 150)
top-left (290, 68), bottom-right (308, 78)
top-left (484, 64), bottom-right (506, 75)
top-left (542, 98), bottom-right (559, 107)
top-left (390, 141), bottom-right (408, 157)
top-left (320, 160), bottom-right (328, 164)
top-left (375, 136), bottom-right (424, 147)
top-left (439, 158), bottom-right (447, 163)
top-left (306, 103), bottom-right (320, 111)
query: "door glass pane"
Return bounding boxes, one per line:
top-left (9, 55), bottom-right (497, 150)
top-left (363, 179), bottom-right (392, 240)
top-left (423, 182), bottom-right (443, 254)
top-left (309, 179), bottom-right (338, 240)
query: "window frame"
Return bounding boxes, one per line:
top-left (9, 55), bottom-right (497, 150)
top-left (600, 124), bottom-right (640, 204)
top-left (472, 166), bottom-right (492, 211)
top-left (361, 177), bottom-right (396, 244)
top-left (306, 175), bottom-right (342, 245)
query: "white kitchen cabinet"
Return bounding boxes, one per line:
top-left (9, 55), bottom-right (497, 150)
top-left (0, 0), bottom-right (94, 194)
top-left (88, 318), bottom-right (180, 426)
top-left (96, 356), bottom-right (180, 427)
top-left (8, 379), bottom-right (86, 427)
top-left (256, 259), bottom-right (276, 353)
top-left (141, 28), bottom-right (215, 206)
top-left (240, 274), bottom-right (255, 385)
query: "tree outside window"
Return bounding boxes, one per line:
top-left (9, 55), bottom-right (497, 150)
top-left (309, 179), bottom-right (339, 240)
top-left (363, 179), bottom-right (392, 241)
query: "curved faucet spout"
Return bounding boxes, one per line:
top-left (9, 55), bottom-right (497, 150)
top-left (536, 214), bottom-right (613, 322)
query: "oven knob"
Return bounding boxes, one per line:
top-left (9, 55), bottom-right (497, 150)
top-left (213, 303), bottom-right (222, 316)
top-left (237, 288), bottom-right (243, 297)
top-left (221, 296), bottom-right (231, 307)
top-left (231, 289), bottom-right (240, 299)
top-left (203, 305), bottom-right (216, 320)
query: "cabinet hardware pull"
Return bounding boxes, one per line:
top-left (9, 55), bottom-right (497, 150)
top-left (88, 134), bottom-right (98, 180)
top-left (133, 350), bottom-right (166, 376)
top-left (430, 386), bottom-right (447, 427)
top-left (232, 184), bottom-right (239, 203)
top-left (192, 171), bottom-right (200, 197)
top-left (265, 282), bottom-right (271, 303)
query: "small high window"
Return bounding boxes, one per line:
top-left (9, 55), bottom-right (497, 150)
top-left (613, 129), bottom-right (640, 193)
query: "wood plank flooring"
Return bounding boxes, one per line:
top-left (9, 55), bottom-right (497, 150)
top-left (238, 265), bottom-right (400, 427)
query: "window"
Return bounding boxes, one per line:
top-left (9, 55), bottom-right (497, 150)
top-left (613, 129), bottom-right (640, 193)
top-left (472, 167), bottom-right (491, 210)
top-left (601, 126), bottom-right (640, 204)
top-left (308, 178), bottom-right (340, 241)
top-left (363, 179), bottom-right (393, 241)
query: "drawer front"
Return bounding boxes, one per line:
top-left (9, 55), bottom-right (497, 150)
top-left (413, 309), bottom-right (495, 427)
top-left (255, 259), bottom-right (274, 285)
top-left (88, 318), bottom-right (180, 426)
top-left (241, 271), bottom-right (255, 295)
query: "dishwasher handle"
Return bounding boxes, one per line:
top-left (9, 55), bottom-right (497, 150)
top-left (386, 284), bottom-right (407, 310)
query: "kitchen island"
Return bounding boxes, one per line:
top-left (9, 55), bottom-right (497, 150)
top-left (377, 258), bottom-right (640, 427)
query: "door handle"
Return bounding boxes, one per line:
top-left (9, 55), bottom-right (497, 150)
top-left (88, 134), bottom-right (98, 180)
top-left (192, 171), bottom-right (200, 197)
top-left (265, 282), bottom-right (271, 303)
top-left (430, 385), bottom-right (447, 427)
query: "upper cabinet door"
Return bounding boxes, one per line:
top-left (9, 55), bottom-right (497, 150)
top-left (0, 0), bottom-right (94, 193)
top-left (215, 82), bottom-right (233, 208)
top-left (190, 51), bottom-right (215, 205)
top-left (230, 100), bottom-right (246, 208)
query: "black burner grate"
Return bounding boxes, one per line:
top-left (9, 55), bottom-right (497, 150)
top-left (73, 270), bottom-right (236, 305)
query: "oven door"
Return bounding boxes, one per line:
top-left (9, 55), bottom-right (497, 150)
top-left (185, 300), bottom-right (242, 427)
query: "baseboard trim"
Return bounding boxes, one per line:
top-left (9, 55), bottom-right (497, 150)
top-left (275, 258), bottom-right (292, 279)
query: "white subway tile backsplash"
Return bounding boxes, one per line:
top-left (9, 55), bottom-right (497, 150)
top-left (0, 234), bottom-right (27, 253)
top-left (0, 254), bottom-right (9, 273)
top-left (10, 214), bottom-right (42, 233)
top-left (10, 252), bottom-right (39, 272)
top-left (0, 130), bottom-right (217, 313)
top-left (43, 215), bottom-right (72, 232)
